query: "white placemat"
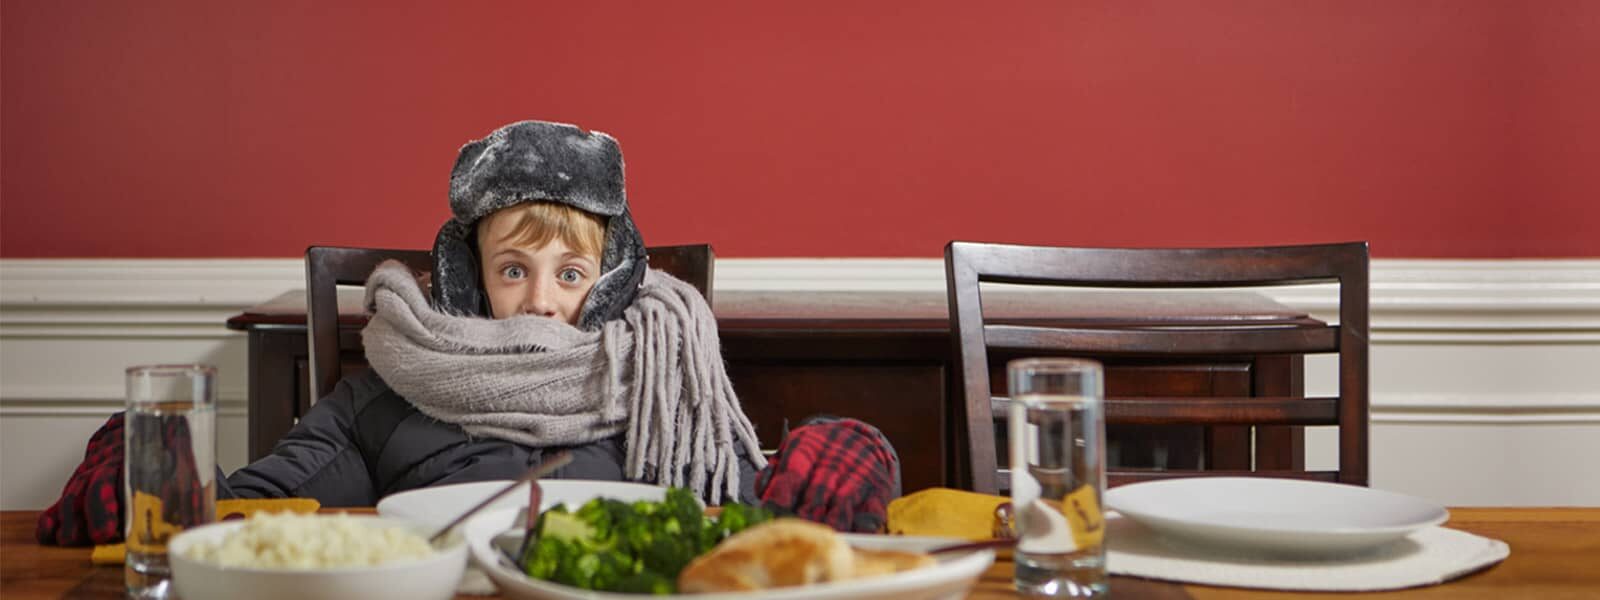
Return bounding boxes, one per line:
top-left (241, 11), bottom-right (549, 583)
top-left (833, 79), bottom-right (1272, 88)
top-left (1106, 515), bottom-right (1509, 591)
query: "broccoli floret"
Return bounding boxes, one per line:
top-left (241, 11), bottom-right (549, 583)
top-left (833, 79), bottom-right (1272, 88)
top-left (619, 511), bottom-right (659, 554)
top-left (697, 519), bottom-right (721, 553)
top-left (663, 488), bottom-right (702, 529)
top-left (639, 534), bottom-right (699, 577)
top-left (588, 551), bottom-right (636, 591)
top-left (522, 535), bottom-right (567, 580)
top-left (714, 505), bottom-right (745, 538)
top-left (576, 497), bottom-right (634, 548)
top-left (552, 545), bottom-right (590, 588)
top-left (747, 504), bottom-right (774, 528)
top-left (631, 499), bottom-right (659, 518)
top-left (616, 570), bottom-right (674, 595)
top-left (570, 553), bottom-right (602, 588)
top-left (540, 511), bottom-right (596, 543)
top-left (702, 503), bottom-right (775, 549)
top-left (519, 487), bottom-right (776, 594)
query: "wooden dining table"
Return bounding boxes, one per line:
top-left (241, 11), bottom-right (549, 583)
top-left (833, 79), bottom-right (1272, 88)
top-left (3, 508), bottom-right (1596, 599)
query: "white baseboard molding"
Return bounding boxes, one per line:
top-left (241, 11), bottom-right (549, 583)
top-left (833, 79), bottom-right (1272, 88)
top-left (1372, 393), bottom-right (1600, 424)
top-left (0, 259), bottom-right (304, 307)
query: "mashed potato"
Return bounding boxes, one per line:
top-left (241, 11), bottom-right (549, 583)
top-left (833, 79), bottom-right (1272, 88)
top-left (184, 512), bottom-right (435, 569)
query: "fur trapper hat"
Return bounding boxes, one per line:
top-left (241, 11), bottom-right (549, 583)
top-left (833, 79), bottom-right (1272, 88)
top-left (430, 120), bottom-right (647, 330)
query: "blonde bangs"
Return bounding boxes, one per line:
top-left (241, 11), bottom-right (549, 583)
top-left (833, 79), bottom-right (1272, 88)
top-left (483, 202), bottom-right (606, 258)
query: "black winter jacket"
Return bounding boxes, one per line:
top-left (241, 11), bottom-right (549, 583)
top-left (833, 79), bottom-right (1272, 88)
top-left (218, 369), bottom-right (762, 506)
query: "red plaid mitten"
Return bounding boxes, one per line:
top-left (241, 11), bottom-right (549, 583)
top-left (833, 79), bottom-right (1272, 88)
top-left (37, 412), bottom-right (126, 546)
top-left (754, 417), bottom-right (902, 533)
top-left (125, 409), bottom-right (206, 528)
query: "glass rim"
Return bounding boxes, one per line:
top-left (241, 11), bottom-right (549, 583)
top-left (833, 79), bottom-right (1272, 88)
top-left (125, 364), bottom-right (217, 376)
top-left (1007, 357), bottom-right (1103, 373)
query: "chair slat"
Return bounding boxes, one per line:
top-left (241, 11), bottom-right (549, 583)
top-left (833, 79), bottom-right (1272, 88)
top-left (984, 324), bottom-right (1339, 356)
top-left (957, 243), bottom-right (1360, 286)
top-left (993, 396), bottom-right (1339, 426)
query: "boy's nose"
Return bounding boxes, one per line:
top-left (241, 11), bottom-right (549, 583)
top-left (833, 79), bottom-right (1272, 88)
top-left (522, 280), bottom-right (560, 318)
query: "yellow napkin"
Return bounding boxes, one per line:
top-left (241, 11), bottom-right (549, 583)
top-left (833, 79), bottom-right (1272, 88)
top-left (887, 488), bottom-right (1009, 541)
top-left (91, 498), bottom-right (321, 565)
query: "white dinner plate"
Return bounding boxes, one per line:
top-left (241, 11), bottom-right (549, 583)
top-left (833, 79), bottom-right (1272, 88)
top-left (462, 507), bottom-right (995, 600)
top-left (376, 480), bottom-right (671, 529)
top-left (1104, 477), bottom-right (1449, 556)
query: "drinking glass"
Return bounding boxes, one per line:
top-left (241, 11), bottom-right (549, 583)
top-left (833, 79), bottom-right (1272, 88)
top-left (125, 364), bottom-right (217, 599)
top-left (1008, 358), bottom-right (1107, 598)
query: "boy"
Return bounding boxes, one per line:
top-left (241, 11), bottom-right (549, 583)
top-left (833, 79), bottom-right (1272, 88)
top-left (225, 120), bottom-right (764, 506)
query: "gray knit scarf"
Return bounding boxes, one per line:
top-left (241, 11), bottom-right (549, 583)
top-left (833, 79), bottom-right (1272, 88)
top-left (360, 260), bottom-right (766, 503)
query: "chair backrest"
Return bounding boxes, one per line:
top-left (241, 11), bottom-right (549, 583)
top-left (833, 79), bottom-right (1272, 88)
top-left (944, 241), bottom-right (1369, 494)
top-left (641, 244), bottom-right (715, 304)
top-left (306, 243), bottom-right (716, 401)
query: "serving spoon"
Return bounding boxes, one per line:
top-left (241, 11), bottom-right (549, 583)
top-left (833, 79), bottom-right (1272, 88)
top-left (427, 451), bottom-right (573, 546)
top-left (927, 538), bottom-right (1016, 555)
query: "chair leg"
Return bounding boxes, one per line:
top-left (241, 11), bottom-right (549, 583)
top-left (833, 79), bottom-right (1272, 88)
top-left (1254, 355), bottom-right (1306, 471)
top-left (1208, 427), bottom-right (1252, 470)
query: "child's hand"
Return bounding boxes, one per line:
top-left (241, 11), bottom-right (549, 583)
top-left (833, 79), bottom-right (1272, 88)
top-left (36, 412), bottom-right (126, 546)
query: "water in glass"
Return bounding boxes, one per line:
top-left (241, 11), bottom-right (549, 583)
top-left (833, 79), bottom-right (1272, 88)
top-left (1009, 367), bottom-right (1107, 598)
top-left (125, 366), bottom-right (216, 599)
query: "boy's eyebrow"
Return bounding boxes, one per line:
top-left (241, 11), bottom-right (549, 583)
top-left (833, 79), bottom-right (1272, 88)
top-left (487, 248), bottom-right (597, 264)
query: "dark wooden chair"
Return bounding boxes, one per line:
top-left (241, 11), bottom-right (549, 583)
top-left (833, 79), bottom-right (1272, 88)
top-left (307, 243), bottom-right (715, 400)
top-left (945, 241), bottom-right (1369, 494)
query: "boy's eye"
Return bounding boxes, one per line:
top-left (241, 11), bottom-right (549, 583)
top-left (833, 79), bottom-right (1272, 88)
top-left (558, 268), bottom-right (584, 284)
top-left (501, 265), bottom-right (526, 280)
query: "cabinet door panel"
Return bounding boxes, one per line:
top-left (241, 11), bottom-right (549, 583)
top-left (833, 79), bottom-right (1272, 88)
top-left (728, 362), bottom-right (946, 493)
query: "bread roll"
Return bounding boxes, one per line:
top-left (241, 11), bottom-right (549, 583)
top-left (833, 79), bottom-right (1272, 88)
top-left (850, 547), bottom-right (937, 578)
top-left (677, 518), bottom-right (854, 592)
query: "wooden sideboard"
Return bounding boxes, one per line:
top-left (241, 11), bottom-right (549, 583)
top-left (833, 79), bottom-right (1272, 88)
top-left (226, 289), bottom-right (1315, 493)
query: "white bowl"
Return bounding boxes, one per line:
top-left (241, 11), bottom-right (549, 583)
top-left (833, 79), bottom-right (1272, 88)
top-left (168, 514), bottom-right (468, 600)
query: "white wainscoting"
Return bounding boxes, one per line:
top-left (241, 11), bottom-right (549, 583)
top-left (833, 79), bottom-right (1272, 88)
top-left (2, 258), bottom-right (1597, 509)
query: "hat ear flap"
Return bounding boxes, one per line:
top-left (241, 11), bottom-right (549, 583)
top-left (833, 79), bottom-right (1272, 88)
top-left (574, 210), bottom-right (646, 330)
top-left (430, 219), bottom-right (490, 317)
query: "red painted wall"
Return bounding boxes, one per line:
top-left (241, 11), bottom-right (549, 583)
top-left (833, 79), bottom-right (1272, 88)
top-left (3, 1), bottom-right (1596, 258)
